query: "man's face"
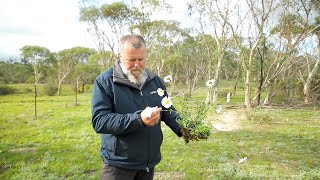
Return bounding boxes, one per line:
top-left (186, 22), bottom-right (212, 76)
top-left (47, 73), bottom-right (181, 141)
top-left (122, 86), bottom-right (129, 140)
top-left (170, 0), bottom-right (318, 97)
top-left (121, 44), bottom-right (146, 79)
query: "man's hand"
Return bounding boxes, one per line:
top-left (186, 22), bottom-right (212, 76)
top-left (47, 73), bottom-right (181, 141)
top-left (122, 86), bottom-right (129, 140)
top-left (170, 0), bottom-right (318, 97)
top-left (141, 106), bottom-right (162, 126)
top-left (180, 127), bottom-right (191, 143)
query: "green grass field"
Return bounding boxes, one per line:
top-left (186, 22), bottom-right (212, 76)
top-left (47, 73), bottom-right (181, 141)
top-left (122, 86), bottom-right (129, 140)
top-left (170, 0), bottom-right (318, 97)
top-left (0, 84), bottom-right (319, 179)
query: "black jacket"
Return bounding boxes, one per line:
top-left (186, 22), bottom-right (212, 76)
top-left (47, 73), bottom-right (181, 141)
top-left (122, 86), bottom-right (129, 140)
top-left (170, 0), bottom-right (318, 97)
top-left (91, 60), bottom-right (182, 171)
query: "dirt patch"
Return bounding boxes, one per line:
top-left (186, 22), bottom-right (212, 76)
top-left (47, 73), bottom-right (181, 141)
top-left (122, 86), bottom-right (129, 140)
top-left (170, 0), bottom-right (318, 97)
top-left (211, 110), bottom-right (246, 131)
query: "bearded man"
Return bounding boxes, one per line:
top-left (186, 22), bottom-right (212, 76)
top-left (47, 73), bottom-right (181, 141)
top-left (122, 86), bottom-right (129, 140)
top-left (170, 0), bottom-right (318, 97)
top-left (91, 34), bottom-right (187, 180)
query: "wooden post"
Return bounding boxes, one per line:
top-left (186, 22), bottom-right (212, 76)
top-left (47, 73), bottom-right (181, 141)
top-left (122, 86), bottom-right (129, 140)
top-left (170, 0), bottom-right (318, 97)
top-left (34, 83), bottom-right (37, 118)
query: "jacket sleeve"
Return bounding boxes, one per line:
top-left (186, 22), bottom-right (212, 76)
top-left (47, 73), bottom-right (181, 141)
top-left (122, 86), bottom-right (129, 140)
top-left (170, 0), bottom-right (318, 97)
top-left (91, 77), bottom-right (144, 135)
top-left (162, 107), bottom-right (182, 137)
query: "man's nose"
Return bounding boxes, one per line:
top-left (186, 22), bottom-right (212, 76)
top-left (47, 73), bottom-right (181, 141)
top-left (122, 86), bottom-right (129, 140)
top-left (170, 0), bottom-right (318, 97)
top-left (133, 62), bottom-right (140, 67)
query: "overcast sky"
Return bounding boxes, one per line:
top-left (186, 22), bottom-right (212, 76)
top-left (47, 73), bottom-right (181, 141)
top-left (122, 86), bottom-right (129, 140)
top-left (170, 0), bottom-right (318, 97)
top-left (0, 0), bottom-right (191, 60)
top-left (0, 0), bottom-right (95, 60)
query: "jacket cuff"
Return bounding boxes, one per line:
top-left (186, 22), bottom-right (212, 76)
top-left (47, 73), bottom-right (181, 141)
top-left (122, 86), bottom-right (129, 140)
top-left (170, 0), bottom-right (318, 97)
top-left (173, 126), bottom-right (182, 137)
top-left (134, 110), bottom-right (146, 127)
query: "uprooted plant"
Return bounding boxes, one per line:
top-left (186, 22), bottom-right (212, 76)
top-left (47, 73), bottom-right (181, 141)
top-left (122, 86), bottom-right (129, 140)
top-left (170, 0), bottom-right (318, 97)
top-left (176, 100), bottom-right (212, 143)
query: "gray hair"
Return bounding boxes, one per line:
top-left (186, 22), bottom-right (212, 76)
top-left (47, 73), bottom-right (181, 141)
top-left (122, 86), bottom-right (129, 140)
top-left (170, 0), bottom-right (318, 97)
top-left (120, 34), bottom-right (146, 50)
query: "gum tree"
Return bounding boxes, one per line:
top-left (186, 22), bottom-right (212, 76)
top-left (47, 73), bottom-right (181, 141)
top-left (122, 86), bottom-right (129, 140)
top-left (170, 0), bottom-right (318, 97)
top-left (62, 47), bottom-right (96, 106)
top-left (20, 45), bottom-right (53, 117)
top-left (79, 1), bottom-right (132, 71)
top-left (303, 0), bottom-right (320, 103)
top-left (55, 50), bottom-right (77, 95)
top-left (243, 0), bottom-right (279, 107)
top-left (188, 0), bottom-right (242, 105)
top-left (263, 0), bottom-right (318, 105)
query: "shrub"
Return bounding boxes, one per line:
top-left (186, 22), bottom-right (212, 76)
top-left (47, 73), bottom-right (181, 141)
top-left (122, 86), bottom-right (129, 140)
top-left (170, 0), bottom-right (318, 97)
top-left (23, 88), bottom-right (33, 93)
top-left (44, 83), bottom-right (58, 96)
top-left (0, 84), bottom-right (16, 95)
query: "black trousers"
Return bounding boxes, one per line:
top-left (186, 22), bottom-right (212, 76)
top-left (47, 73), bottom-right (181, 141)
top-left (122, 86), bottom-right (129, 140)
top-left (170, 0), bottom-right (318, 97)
top-left (101, 162), bottom-right (154, 180)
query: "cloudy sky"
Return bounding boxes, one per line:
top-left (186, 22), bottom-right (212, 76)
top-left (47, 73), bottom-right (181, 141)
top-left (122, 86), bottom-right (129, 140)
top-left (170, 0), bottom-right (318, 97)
top-left (0, 0), bottom-right (190, 60)
top-left (0, 0), bottom-right (95, 59)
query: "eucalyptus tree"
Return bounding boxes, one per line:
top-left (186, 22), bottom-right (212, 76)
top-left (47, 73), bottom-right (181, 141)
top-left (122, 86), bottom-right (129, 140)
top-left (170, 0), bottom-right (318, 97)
top-left (0, 60), bottom-right (32, 84)
top-left (128, 0), bottom-right (172, 38)
top-left (133, 20), bottom-right (189, 76)
top-left (303, 0), bottom-right (320, 103)
top-left (55, 49), bottom-right (78, 95)
top-left (175, 35), bottom-right (215, 94)
top-left (265, 13), bottom-right (309, 105)
top-left (128, 0), bottom-right (191, 82)
top-left (20, 45), bottom-right (54, 117)
top-left (242, 0), bottom-right (280, 107)
top-left (0, 60), bottom-right (15, 84)
top-left (79, 1), bottom-right (133, 71)
top-left (251, 34), bottom-right (268, 105)
top-left (224, 19), bottom-right (248, 96)
top-left (67, 47), bottom-right (96, 93)
top-left (188, 0), bottom-right (237, 105)
top-left (222, 36), bottom-right (246, 81)
top-left (264, 0), bottom-right (319, 105)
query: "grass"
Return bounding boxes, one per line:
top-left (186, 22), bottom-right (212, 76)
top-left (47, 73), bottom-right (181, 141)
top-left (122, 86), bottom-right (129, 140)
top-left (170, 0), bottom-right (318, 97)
top-left (0, 84), bottom-right (319, 179)
top-left (156, 107), bottom-right (320, 179)
top-left (0, 90), bottom-right (99, 179)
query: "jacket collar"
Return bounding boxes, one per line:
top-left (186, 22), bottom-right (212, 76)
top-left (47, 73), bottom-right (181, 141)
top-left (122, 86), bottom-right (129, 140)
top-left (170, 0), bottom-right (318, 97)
top-left (113, 60), bottom-right (156, 89)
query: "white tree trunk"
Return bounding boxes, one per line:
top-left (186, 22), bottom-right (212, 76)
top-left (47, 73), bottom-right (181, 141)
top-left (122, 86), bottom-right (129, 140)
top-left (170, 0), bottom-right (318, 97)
top-left (304, 33), bottom-right (320, 103)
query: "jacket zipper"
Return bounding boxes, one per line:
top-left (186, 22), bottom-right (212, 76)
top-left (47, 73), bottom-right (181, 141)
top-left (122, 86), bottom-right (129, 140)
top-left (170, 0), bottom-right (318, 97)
top-left (146, 126), bottom-right (150, 172)
top-left (140, 90), bottom-right (150, 172)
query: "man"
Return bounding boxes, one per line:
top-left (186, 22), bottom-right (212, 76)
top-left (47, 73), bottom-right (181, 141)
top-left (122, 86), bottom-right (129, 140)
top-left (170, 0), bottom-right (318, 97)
top-left (91, 34), bottom-right (186, 179)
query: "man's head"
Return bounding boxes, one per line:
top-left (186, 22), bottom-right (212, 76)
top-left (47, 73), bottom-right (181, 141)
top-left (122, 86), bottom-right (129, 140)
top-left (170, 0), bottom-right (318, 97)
top-left (119, 34), bottom-right (147, 85)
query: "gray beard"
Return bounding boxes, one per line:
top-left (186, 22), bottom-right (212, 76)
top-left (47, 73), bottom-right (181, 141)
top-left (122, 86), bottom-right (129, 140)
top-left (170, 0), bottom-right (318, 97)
top-left (126, 70), bottom-right (145, 85)
top-left (119, 60), bottom-right (146, 85)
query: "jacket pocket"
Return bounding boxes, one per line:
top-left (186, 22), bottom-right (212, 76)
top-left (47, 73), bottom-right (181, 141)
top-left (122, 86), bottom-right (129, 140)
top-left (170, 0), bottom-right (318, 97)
top-left (149, 124), bottom-right (163, 161)
top-left (114, 136), bottom-right (129, 157)
top-left (114, 131), bottom-right (148, 161)
top-left (103, 135), bottom-right (115, 153)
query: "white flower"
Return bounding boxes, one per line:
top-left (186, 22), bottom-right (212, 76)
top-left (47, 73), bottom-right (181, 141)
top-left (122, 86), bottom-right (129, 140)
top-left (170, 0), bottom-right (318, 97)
top-left (157, 88), bottom-right (164, 97)
top-left (161, 96), bottom-right (173, 109)
top-left (206, 79), bottom-right (215, 87)
top-left (215, 105), bottom-right (222, 114)
top-left (239, 157), bottom-right (248, 163)
top-left (226, 92), bottom-right (231, 103)
top-left (164, 75), bottom-right (173, 83)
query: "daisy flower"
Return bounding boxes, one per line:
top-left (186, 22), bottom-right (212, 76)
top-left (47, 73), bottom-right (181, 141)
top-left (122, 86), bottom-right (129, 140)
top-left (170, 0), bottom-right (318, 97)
top-left (206, 79), bottom-right (215, 87)
top-left (164, 75), bottom-right (173, 83)
top-left (157, 88), bottom-right (164, 97)
top-left (161, 96), bottom-right (173, 109)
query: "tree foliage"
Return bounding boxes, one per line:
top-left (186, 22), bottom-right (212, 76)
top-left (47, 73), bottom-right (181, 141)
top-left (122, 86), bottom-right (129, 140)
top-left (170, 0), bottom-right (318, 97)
top-left (1, 0), bottom-right (319, 105)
